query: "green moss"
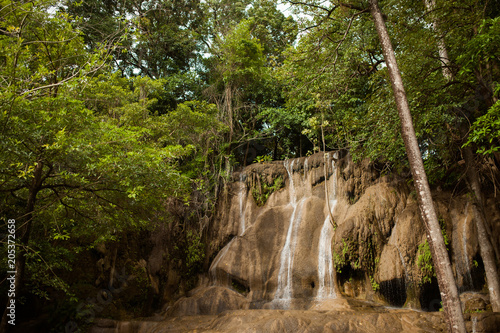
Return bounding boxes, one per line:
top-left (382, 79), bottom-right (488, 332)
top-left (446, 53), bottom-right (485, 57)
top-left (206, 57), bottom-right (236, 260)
top-left (333, 238), bottom-right (352, 273)
top-left (370, 276), bottom-right (380, 291)
top-left (417, 240), bottom-right (435, 285)
top-left (251, 175), bottom-right (284, 206)
top-left (416, 217), bottom-right (450, 285)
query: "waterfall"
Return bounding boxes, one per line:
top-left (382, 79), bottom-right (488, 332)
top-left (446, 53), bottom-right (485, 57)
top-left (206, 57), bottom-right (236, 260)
top-left (317, 215), bottom-right (336, 298)
top-left (210, 238), bottom-right (236, 285)
top-left (453, 202), bottom-right (473, 292)
top-left (210, 174), bottom-right (247, 285)
top-left (461, 203), bottom-right (473, 290)
top-left (396, 245), bottom-right (410, 286)
top-left (303, 156), bottom-right (309, 181)
top-left (238, 173), bottom-right (247, 236)
top-left (273, 160), bottom-right (306, 308)
top-left (317, 156), bottom-right (337, 299)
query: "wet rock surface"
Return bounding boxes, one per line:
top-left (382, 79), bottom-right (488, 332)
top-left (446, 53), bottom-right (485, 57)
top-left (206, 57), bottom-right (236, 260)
top-left (89, 298), bottom-right (500, 333)
top-left (85, 151), bottom-right (500, 332)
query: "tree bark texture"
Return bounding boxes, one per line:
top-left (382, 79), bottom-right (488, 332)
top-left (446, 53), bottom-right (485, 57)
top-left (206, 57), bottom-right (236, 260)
top-left (224, 83), bottom-right (233, 144)
top-left (368, 1), bottom-right (467, 332)
top-left (0, 161), bottom-right (43, 333)
top-left (424, 0), bottom-right (453, 80)
top-left (464, 146), bottom-right (500, 312)
top-left (425, 0), bottom-right (500, 309)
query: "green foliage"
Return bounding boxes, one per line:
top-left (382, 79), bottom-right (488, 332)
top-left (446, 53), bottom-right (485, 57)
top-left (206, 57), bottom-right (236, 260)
top-left (185, 230), bottom-right (205, 274)
top-left (439, 217), bottom-right (450, 247)
top-left (253, 155), bottom-right (272, 163)
top-left (0, 0), bottom-right (225, 310)
top-left (2, 0), bottom-right (500, 322)
top-left (65, 0), bottom-right (204, 78)
top-left (370, 276), bottom-right (380, 292)
top-left (459, 17), bottom-right (500, 156)
top-left (277, 0), bottom-right (500, 185)
top-left (219, 19), bottom-right (266, 84)
top-left (417, 218), bottom-right (449, 285)
top-left (333, 233), bottom-right (379, 277)
top-left (251, 175), bottom-right (284, 206)
top-left (333, 238), bottom-right (351, 273)
top-left (417, 240), bottom-right (435, 285)
top-left (466, 99), bottom-right (500, 155)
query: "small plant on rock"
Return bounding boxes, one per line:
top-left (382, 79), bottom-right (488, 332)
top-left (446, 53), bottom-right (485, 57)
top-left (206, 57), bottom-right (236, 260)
top-left (251, 175), bottom-right (284, 206)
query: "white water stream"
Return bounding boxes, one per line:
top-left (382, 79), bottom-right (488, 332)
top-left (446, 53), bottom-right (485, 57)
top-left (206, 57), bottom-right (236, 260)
top-left (396, 245), bottom-right (410, 285)
top-left (210, 173), bottom-right (247, 285)
top-left (210, 238), bottom-right (236, 284)
top-left (461, 203), bottom-right (473, 290)
top-left (238, 173), bottom-right (247, 236)
top-left (317, 158), bottom-right (337, 299)
top-left (212, 154), bottom-right (340, 304)
top-left (273, 160), bottom-right (307, 307)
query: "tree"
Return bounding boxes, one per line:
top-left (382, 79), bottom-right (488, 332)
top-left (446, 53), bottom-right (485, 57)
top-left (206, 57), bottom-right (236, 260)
top-left (209, 18), bottom-right (266, 143)
top-left (201, 1), bottom-right (298, 163)
top-left (368, 1), bottom-right (466, 331)
top-left (0, 2), bottom-right (204, 329)
top-left (65, 0), bottom-right (204, 78)
top-left (423, 2), bottom-right (500, 312)
top-left (282, 0), bottom-right (468, 331)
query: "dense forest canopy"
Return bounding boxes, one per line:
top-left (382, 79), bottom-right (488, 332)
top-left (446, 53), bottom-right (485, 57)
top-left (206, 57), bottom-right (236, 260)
top-left (1, 0), bottom-right (499, 329)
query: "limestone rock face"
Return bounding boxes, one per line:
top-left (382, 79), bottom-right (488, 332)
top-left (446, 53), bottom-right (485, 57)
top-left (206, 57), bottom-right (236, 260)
top-left (85, 151), bottom-right (500, 333)
top-left (165, 286), bottom-right (249, 316)
top-left (179, 151), bottom-right (497, 314)
top-left (208, 152), bottom-right (339, 305)
top-left (89, 302), bottom-right (500, 333)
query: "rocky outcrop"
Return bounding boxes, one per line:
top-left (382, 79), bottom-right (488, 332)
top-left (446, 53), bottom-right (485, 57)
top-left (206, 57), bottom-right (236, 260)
top-left (88, 305), bottom-right (500, 333)
top-left (204, 152), bottom-right (339, 307)
top-left (191, 151), bottom-right (499, 315)
top-left (82, 151), bottom-right (500, 332)
top-left (165, 286), bottom-right (249, 316)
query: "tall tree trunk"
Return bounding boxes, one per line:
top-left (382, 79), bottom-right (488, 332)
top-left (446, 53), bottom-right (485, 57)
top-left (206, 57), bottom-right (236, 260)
top-left (0, 161), bottom-right (43, 333)
top-left (225, 83), bottom-right (233, 144)
top-left (368, 1), bottom-right (467, 332)
top-left (244, 141), bottom-right (250, 166)
top-left (425, 0), bottom-right (500, 309)
top-left (424, 0), bottom-right (452, 80)
top-left (464, 147), bottom-right (500, 312)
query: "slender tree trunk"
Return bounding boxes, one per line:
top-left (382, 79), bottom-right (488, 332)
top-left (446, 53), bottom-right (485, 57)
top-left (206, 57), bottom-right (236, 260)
top-left (244, 141), bottom-right (250, 166)
top-left (0, 161), bottom-right (43, 333)
top-left (225, 83), bottom-right (233, 144)
top-left (273, 137), bottom-right (278, 161)
top-left (426, 0), bottom-right (500, 309)
top-left (464, 147), bottom-right (500, 312)
top-left (424, 0), bottom-right (452, 80)
top-left (368, 1), bottom-right (466, 332)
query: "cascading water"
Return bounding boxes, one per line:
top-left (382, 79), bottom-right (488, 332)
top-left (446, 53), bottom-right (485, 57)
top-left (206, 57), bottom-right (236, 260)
top-left (210, 238), bottom-right (236, 285)
top-left (210, 153), bottom-right (342, 308)
top-left (303, 157), bottom-right (309, 181)
top-left (210, 173), bottom-right (247, 285)
top-left (461, 203), bottom-right (473, 290)
top-left (317, 157), bottom-right (337, 299)
top-left (396, 245), bottom-right (410, 286)
top-left (453, 202), bottom-right (474, 292)
top-left (238, 173), bottom-right (247, 236)
top-left (273, 160), bottom-right (307, 308)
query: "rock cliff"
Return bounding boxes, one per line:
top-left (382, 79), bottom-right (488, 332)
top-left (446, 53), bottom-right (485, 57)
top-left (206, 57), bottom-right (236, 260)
top-left (165, 151), bottom-right (499, 316)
